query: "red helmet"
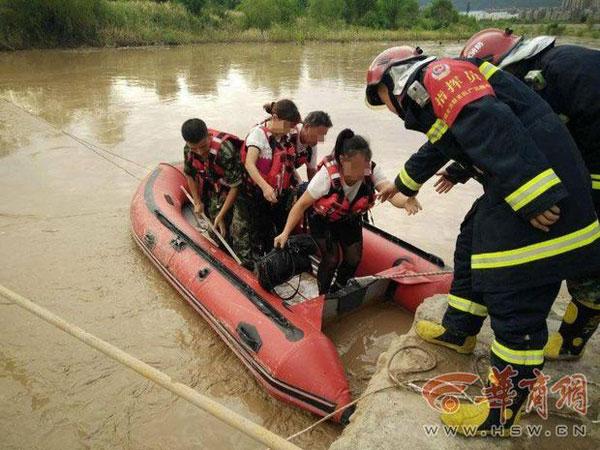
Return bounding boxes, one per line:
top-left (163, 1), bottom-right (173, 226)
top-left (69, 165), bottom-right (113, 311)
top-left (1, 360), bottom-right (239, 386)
top-left (460, 28), bottom-right (522, 65)
top-left (366, 46), bottom-right (428, 106)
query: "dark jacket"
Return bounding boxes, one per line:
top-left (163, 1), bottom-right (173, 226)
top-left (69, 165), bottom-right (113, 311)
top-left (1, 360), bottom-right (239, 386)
top-left (394, 57), bottom-right (600, 292)
top-left (447, 45), bottom-right (600, 210)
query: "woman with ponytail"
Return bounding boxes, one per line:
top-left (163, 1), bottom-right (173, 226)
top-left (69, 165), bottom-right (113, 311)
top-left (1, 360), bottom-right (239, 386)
top-left (231, 99), bottom-right (302, 269)
top-left (274, 129), bottom-right (422, 294)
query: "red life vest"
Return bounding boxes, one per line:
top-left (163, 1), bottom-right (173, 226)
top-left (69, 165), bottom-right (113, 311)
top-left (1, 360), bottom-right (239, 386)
top-left (240, 126), bottom-right (297, 194)
top-left (289, 126), bottom-right (314, 169)
top-left (312, 155), bottom-right (377, 222)
top-left (186, 129), bottom-right (241, 196)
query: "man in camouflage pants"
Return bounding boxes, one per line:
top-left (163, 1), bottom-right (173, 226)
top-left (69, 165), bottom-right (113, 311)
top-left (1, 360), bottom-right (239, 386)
top-left (182, 119), bottom-right (243, 245)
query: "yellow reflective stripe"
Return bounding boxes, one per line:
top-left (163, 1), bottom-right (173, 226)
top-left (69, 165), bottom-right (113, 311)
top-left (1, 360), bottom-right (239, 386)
top-left (491, 340), bottom-right (544, 366)
top-left (398, 167), bottom-right (422, 192)
top-left (504, 169), bottom-right (562, 211)
top-left (591, 174), bottom-right (600, 190)
top-left (478, 61), bottom-right (499, 80)
top-left (472, 220), bottom-right (600, 269)
top-left (448, 294), bottom-right (488, 317)
top-left (426, 119), bottom-right (448, 144)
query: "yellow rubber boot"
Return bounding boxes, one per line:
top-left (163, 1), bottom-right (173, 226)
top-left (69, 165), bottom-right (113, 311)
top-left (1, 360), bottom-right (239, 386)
top-left (544, 331), bottom-right (583, 361)
top-left (545, 299), bottom-right (600, 360)
top-left (415, 320), bottom-right (476, 354)
top-left (440, 360), bottom-right (529, 438)
top-left (441, 400), bottom-right (490, 437)
top-left (441, 399), bottom-right (525, 437)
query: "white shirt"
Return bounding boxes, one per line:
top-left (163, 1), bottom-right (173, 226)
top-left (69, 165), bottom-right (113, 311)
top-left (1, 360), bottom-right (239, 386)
top-left (245, 125), bottom-right (275, 160)
top-left (307, 163), bottom-right (387, 202)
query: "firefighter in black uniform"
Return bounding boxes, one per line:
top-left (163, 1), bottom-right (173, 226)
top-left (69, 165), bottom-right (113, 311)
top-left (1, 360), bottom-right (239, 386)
top-left (365, 46), bottom-right (600, 436)
top-left (434, 30), bottom-right (600, 362)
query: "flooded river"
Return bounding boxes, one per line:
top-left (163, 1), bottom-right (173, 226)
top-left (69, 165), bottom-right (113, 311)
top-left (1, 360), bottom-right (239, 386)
top-left (1, 38), bottom-right (598, 449)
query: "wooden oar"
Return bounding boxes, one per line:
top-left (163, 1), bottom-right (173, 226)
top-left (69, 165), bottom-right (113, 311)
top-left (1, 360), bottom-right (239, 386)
top-left (180, 186), bottom-right (242, 265)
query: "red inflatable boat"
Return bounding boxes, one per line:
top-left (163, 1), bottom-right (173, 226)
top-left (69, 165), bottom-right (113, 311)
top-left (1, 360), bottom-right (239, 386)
top-left (130, 162), bottom-right (452, 423)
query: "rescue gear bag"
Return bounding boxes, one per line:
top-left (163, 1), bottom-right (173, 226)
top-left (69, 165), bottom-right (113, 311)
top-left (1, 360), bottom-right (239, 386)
top-left (257, 234), bottom-right (318, 293)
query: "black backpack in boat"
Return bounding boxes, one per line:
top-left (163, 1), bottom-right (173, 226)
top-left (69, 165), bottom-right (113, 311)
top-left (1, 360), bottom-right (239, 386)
top-left (257, 234), bottom-right (318, 293)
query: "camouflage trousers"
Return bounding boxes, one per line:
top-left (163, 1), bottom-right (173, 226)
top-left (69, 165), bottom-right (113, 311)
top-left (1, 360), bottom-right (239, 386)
top-left (204, 194), bottom-right (233, 246)
top-left (230, 189), bottom-right (295, 269)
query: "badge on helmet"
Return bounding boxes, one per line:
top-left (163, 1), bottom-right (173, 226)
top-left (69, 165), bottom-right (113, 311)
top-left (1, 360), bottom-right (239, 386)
top-left (430, 63), bottom-right (451, 81)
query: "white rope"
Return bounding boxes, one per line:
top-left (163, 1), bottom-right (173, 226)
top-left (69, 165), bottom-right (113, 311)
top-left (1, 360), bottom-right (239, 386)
top-left (0, 284), bottom-right (301, 450)
top-left (1, 97), bottom-right (147, 181)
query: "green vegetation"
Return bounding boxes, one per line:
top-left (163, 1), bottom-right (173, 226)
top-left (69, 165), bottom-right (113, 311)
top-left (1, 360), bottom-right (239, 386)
top-left (0, 0), bottom-right (598, 50)
top-left (0, 0), bottom-right (109, 48)
top-left (424, 0), bottom-right (459, 29)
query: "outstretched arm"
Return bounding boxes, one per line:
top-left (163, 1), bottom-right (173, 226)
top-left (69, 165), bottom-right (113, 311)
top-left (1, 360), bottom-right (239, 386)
top-left (377, 142), bottom-right (449, 202)
top-left (377, 181), bottom-right (422, 215)
top-left (185, 175), bottom-right (204, 216)
top-left (274, 191), bottom-right (316, 248)
top-left (394, 142), bottom-right (450, 197)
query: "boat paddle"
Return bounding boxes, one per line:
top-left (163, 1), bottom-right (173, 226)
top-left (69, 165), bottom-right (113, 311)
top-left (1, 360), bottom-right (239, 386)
top-left (180, 185), bottom-right (243, 265)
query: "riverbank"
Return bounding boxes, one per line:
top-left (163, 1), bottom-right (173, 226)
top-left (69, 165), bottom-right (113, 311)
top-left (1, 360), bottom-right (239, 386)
top-left (3, 22), bottom-right (598, 51)
top-left (97, 22), bottom-right (599, 46)
top-left (1, 0), bottom-right (598, 51)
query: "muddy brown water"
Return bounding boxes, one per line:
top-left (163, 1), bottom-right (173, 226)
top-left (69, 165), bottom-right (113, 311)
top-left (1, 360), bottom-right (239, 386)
top-left (1, 38), bottom-right (598, 449)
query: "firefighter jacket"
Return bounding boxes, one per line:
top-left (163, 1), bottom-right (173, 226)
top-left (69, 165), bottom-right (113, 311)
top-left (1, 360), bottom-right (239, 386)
top-left (446, 45), bottom-right (600, 210)
top-left (394, 57), bottom-right (600, 292)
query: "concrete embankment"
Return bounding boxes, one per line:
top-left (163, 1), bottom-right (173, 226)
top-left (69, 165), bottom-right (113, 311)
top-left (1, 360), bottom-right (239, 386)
top-left (329, 294), bottom-right (599, 450)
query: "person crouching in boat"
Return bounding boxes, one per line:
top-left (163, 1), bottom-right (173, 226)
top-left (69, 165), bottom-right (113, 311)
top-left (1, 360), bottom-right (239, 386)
top-left (181, 118), bottom-right (243, 240)
top-left (231, 99), bottom-right (302, 269)
top-left (273, 129), bottom-right (422, 294)
top-left (291, 111), bottom-right (333, 181)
